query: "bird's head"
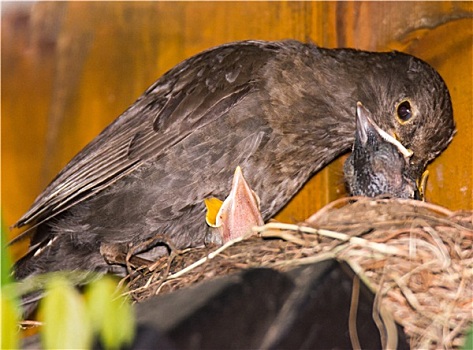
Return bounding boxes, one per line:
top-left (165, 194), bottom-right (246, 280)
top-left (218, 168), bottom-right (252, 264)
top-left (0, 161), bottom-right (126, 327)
top-left (357, 52), bottom-right (455, 184)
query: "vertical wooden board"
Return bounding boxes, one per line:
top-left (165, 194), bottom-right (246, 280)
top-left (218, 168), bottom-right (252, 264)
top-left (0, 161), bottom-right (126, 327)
top-left (278, 1), bottom-right (473, 219)
top-left (273, 2), bottom-right (345, 223)
top-left (390, 18), bottom-right (473, 209)
top-left (3, 2), bottom-right (471, 262)
top-left (1, 2), bottom-right (329, 255)
top-left (333, 1), bottom-right (472, 50)
top-left (331, 1), bottom-right (473, 209)
top-left (1, 3), bottom-right (55, 241)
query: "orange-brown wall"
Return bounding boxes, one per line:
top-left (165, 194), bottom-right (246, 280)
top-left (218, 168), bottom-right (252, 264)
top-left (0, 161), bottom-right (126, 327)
top-left (2, 2), bottom-right (472, 260)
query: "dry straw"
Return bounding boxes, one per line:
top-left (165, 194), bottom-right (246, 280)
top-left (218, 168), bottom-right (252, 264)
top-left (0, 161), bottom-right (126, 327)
top-left (123, 197), bottom-right (473, 349)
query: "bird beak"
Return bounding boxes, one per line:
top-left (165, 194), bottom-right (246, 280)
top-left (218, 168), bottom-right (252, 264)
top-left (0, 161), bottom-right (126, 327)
top-left (356, 102), bottom-right (413, 160)
top-left (205, 166), bottom-right (264, 244)
top-left (414, 170), bottom-right (429, 201)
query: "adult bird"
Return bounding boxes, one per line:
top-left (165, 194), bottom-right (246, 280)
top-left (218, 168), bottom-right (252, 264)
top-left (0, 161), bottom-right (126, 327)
top-left (12, 39), bottom-right (455, 280)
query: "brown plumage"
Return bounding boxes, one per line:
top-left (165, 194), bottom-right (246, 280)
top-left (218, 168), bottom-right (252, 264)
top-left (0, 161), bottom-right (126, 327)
top-left (13, 40), bottom-right (455, 281)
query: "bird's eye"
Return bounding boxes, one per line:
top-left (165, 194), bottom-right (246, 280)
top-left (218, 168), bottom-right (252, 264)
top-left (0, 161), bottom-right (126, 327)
top-left (396, 100), bottom-right (412, 122)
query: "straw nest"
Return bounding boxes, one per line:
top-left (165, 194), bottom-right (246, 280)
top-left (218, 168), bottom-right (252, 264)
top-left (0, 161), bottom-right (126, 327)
top-left (122, 197), bottom-right (473, 349)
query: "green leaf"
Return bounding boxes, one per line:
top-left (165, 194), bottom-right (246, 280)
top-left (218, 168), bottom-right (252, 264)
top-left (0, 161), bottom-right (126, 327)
top-left (463, 324), bottom-right (473, 350)
top-left (85, 276), bottom-right (135, 350)
top-left (39, 276), bottom-right (92, 349)
top-left (1, 291), bottom-right (20, 350)
top-left (1, 217), bottom-right (20, 349)
top-left (1, 218), bottom-right (13, 287)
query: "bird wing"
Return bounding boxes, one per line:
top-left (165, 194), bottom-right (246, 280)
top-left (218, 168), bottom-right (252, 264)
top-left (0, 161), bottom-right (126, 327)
top-left (13, 40), bottom-right (281, 233)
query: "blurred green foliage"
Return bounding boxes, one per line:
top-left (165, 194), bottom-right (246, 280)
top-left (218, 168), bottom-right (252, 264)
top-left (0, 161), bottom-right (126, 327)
top-left (1, 218), bottom-right (20, 349)
top-left (39, 276), bottom-right (93, 348)
top-left (36, 274), bottom-right (135, 349)
top-left (463, 325), bottom-right (473, 350)
top-left (86, 277), bottom-right (135, 349)
top-left (1, 218), bottom-right (135, 349)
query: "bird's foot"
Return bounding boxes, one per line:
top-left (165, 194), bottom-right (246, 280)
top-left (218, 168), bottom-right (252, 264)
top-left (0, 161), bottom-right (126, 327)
top-left (100, 242), bottom-right (154, 270)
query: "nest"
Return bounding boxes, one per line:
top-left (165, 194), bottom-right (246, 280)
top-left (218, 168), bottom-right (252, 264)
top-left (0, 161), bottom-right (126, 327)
top-left (123, 197), bottom-right (473, 349)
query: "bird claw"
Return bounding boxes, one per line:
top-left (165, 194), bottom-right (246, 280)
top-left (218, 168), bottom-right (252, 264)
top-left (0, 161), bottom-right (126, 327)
top-left (100, 242), bottom-right (154, 270)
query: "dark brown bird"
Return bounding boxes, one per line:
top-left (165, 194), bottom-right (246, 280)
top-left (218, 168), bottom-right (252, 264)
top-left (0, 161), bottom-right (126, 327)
top-left (13, 40), bottom-right (455, 281)
top-left (344, 102), bottom-right (419, 199)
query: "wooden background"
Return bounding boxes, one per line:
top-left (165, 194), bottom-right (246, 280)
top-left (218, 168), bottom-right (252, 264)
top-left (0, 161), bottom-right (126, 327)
top-left (2, 2), bottom-right (472, 260)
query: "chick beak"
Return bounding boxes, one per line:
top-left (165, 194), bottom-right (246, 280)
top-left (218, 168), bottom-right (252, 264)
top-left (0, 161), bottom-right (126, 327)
top-left (205, 166), bottom-right (264, 244)
top-left (354, 102), bottom-right (422, 200)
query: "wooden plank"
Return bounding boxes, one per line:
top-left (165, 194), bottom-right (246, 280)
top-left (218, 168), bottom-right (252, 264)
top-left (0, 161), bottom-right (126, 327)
top-left (331, 1), bottom-right (472, 209)
top-left (2, 2), bottom-right (471, 261)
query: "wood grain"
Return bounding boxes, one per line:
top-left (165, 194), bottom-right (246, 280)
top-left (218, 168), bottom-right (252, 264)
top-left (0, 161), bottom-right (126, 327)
top-left (2, 2), bottom-right (471, 260)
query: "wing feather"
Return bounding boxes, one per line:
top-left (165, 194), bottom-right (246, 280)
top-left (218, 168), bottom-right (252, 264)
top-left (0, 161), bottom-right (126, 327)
top-left (13, 40), bottom-right (282, 233)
